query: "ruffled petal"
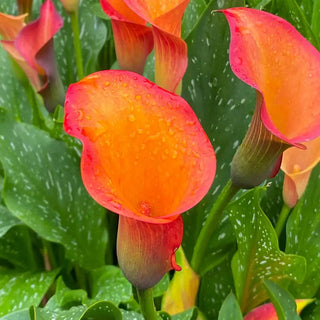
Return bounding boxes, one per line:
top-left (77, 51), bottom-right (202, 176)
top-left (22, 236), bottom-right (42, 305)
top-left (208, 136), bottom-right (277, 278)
top-left (222, 8), bottom-right (320, 144)
top-left (0, 12), bottom-right (26, 40)
top-left (64, 70), bottom-right (216, 223)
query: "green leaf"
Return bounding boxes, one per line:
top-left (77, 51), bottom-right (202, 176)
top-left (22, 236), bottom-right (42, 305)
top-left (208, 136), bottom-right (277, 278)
top-left (121, 310), bottom-right (144, 320)
top-left (182, 0), bottom-right (207, 39)
top-left (172, 308), bottom-right (198, 320)
top-left (218, 293), bottom-right (243, 320)
top-left (153, 274), bottom-right (169, 298)
top-left (54, 277), bottom-right (87, 309)
top-left (79, 301), bottom-right (122, 320)
top-left (0, 309), bottom-right (30, 320)
top-left (286, 163), bottom-right (320, 297)
top-left (264, 280), bottom-right (301, 320)
top-left (228, 188), bottom-right (306, 313)
top-left (181, 0), bottom-right (255, 265)
top-left (198, 256), bottom-right (235, 319)
top-left (0, 205), bottom-right (21, 237)
top-left (0, 108), bottom-right (108, 270)
top-left (90, 266), bottom-right (132, 305)
top-left (0, 225), bottom-right (37, 269)
top-left (0, 269), bottom-right (58, 317)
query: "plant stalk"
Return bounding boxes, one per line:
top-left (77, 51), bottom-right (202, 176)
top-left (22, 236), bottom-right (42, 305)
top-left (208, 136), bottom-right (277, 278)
top-left (137, 288), bottom-right (159, 320)
top-left (275, 203), bottom-right (291, 238)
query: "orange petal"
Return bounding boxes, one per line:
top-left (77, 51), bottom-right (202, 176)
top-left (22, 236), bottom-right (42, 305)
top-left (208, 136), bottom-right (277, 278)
top-left (117, 215), bottom-right (183, 289)
top-left (0, 12), bottom-right (27, 40)
top-left (153, 27), bottom-right (188, 93)
top-left (15, 0), bottom-right (63, 75)
top-left (110, 20), bottom-right (153, 74)
top-left (281, 136), bottom-right (320, 207)
top-left (244, 299), bottom-right (313, 320)
top-left (64, 70), bottom-right (216, 223)
top-left (124, 0), bottom-right (190, 36)
top-left (222, 8), bottom-right (320, 144)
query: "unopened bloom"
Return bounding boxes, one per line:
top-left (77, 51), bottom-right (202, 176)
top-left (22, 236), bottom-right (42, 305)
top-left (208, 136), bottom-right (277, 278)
top-left (64, 70), bottom-right (216, 288)
top-left (221, 8), bottom-right (320, 188)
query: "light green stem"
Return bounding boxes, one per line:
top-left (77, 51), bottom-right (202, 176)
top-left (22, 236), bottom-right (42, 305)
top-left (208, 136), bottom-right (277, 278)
top-left (70, 9), bottom-right (84, 80)
top-left (191, 180), bottom-right (239, 274)
top-left (275, 203), bottom-right (291, 238)
top-left (137, 288), bottom-right (159, 320)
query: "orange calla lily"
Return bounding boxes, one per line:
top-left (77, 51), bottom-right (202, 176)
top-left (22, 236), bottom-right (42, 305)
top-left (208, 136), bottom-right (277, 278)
top-left (221, 8), bottom-right (320, 188)
top-left (100, 0), bottom-right (189, 94)
top-left (64, 70), bottom-right (216, 288)
top-left (244, 299), bottom-right (313, 319)
top-left (0, 0), bottom-right (64, 112)
top-left (281, 136), bottom-right (320, 207)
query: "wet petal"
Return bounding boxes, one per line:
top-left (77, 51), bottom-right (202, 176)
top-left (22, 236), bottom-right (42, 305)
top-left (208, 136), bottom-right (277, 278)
top-left (64, 70), bottom-right (216, 223)
top-left (117, 215), bottom-right (183, 289)
top-left (222, 8), bottom-right (320, 144)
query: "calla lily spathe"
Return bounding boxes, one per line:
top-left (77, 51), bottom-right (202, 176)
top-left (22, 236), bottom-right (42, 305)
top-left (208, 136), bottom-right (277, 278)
top-left (64, 70), bottom-right (216, 289)
top-left (221, 8), bottom-right (320, 188)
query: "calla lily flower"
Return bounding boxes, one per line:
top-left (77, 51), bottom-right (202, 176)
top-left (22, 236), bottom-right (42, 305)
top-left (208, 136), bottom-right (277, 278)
top-left (64, 70), bottom-right (216, 289)
top-left (244, 299), bottom-right (313, 319)
top-left (221, 8), bottom-right (320, 188)
top-left (281, 137), bottom-right (320, 208)
top-left (0, 0), bottom-right (64, 112)
top-left (100, 0), bottom-right (189, 94)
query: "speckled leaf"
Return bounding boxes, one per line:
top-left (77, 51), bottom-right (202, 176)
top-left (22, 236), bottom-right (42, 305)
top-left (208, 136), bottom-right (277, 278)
top-left (79, 301), bottom-right (122, 320)
top-left (90, 266), bottom-right (132, 306)
top-left (218, 292), bottom-right (243, 320)
top-left (264, 280), bottom-right (301, 320)
top-left (286, 163), bottom-right (320, 297)
top-left (172, 308), bottom-right (198, 320)
top-left (0, 108), bottom-right (108, 270)
top-left (0, 269), bottom-right (58, 317)
top-left (121, 310), bottom-right (144, 320)
top-left (181, 0), bottom-right (255, 264)
top-left (153, 274), bottom-right (169, 298)
top-left (0, 225), bottom-right (37, 269)
top-left (198, 256), bottom-right (235, 319)
top-left (182, 0), bottom-right (207, 39)
top-left (228, 188), bottom-right (306, 313)
top-left (34, 306), bottom-right (85, 320)
top-left (0, 205), bottom-right (21, 237)
top-left (54, 277), bottom-right (87, 309)
top-left (0, 309), bottom-right (30, 320)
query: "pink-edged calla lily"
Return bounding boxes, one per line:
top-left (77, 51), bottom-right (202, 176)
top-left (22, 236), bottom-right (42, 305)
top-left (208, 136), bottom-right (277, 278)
top-left (281, 136), bottom-right (320, 208)
top-left (0, 0), bottom-right (64, 112)
top-left (100, 0), bottom-right (189, 94)
top-left (221, 8), bottom-right (320, 188)
top-left (244, 299), bottom-right (313, 319)
top-left (63, 70), bottom-right (216, 289)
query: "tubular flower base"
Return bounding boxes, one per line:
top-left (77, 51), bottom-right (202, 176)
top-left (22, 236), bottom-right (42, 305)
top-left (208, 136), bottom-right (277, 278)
top-left (244, 299), bottom-right (314, 320)
top-left (0, 0), bottom-right (64, 112)
top-left (221, 8), bottom-right (320, 188)
top-left (100, 0), bottom-right (189, 94)
top-left (64, 70), bottom-right (216, 288)
top-left (281, 136), bottom-right (320, 208)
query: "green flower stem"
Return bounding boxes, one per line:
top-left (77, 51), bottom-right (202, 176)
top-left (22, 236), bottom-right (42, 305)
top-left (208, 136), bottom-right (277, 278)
top-left (137, 288), bottom-right (159, 320)
top-left (275, 203), bottom-right (291, 238)
top-left (70, 9), bottom-right (84, 80)
top-left (191, 180), bottom-right (240, 274)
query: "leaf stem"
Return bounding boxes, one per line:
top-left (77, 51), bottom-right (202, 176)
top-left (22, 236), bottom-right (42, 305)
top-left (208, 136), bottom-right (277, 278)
top-left (137, 288), bottom-right (159, 320)
top-left (191, 180), bottom-right (239, 274)
top-left (275, 203), bottom-right (291, 238)
top-left (70, 9), bottom-right (84, 80)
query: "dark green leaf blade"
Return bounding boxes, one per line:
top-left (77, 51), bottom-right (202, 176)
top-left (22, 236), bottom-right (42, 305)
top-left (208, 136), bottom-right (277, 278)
top-left (218, 292), bottom-right (243, 320)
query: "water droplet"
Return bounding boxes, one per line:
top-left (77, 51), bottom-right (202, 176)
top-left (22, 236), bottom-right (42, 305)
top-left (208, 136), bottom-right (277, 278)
top-left (122, 82), bottom-right (128, 87)
top-left (76, 110), bottom-right (84, 120)
top-left (128, 114), bottom-right (135, 122)
top-left (135, 95), bottom-right (142, 100)
top-left (172, 150), bottom-right (178, 159)
top-left (105, 81), bottom-right (110, 87)
top-left (138, 201), bottom-right (151, 216)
